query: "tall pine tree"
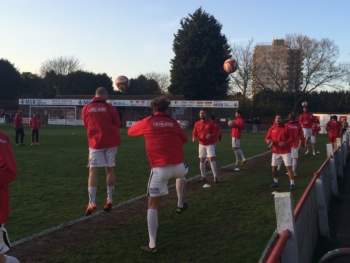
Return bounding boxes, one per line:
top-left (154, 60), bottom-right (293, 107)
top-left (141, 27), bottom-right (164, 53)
top-left (169, 8), bottom-right (231, 100)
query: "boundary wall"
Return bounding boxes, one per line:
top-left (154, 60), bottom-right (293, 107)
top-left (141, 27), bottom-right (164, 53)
top-left (259, 133), bottom-right (349, 263)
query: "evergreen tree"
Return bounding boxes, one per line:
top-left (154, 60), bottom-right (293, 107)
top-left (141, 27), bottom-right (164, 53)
top-left (169, 8), bottom-right (231, 100)
top-left (0, 59), bottom-right (22, 99)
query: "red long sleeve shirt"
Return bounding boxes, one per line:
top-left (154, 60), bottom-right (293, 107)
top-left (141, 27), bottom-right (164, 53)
top-left (82, 97), bottom-right (121, 149)
top-left (213, 122), bottom-right (222, 142)
top-left (284, 121), bottom-right (305, 148)
top-left (299, 112), bottom-right (314, 128)
top-left (127, 112), bottom-right (187, 168)
top-left (326, 120), bottom-right (342, 138)
top-left (230, 116), bottom-right (245, 139)
top-left (192, 119), bottom-right (216, 145)
top-left (311, 121), bottom-right (321, 136)
top-left (0, 131), bottom-right (17, 224)
top-left (14, 114), bottom-right (23, 128)
top-left (30, 116), bottom-right (41, 130)
top-left (265, 125), bottom-right (292, 154)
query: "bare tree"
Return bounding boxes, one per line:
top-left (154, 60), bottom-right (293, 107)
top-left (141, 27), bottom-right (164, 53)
top-left (229, 38), bottom-right (254, 99)
top-left (144, 72), bottom-right (170, 94)
top-left (40, 56), bottom-right (83, 76)
top-left (285, 34), bottom-right (350, 105)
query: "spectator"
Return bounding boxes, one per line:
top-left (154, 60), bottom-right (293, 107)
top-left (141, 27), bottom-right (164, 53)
top-left (29, 114), bottom-right (41, 145)
top-left (14, 110), bottom-right (25, 146)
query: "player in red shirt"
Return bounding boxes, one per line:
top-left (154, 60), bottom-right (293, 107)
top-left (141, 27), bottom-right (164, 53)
top-left (229, 110), bottom-right (246, 168)
top-left (284, 112), bottom-right (305, 177)
top-left (299, 106), bottom-right (314, 154)
top-left (14, 110), bottom-right (25, 146)
top-left (0, 131), bottom-right (20, 263)
top-left (29, 113), bottom-right (41, 145)
top-left (265, 114), bottom-right (296, 190)
top-left (128, 96), bottom-right (188, 253)
top-left (311, 116), bottom-right (321, 155)
top-left (205, 115), bottom-right (222, 168)
top-left (82, 87), bottom-right (122, 216)
top-left (192, 110), bottom-right (219, 183)
top-left (326, 115), bottom-right (342, 152)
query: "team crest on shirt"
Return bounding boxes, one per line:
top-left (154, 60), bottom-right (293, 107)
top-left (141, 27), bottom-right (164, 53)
top-left (0, 139), bottom-right (7, 144)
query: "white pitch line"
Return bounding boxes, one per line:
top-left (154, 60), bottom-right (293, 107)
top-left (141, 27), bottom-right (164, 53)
top-left (12, 151), bottom-right (271, 247)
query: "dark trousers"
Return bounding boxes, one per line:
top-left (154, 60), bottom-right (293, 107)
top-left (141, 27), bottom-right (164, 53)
top-left (31, 130), bottom-right (39, 143)
top-left (15, 128), bottom-right (25, 144)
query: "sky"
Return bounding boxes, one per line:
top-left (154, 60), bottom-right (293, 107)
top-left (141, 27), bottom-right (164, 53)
top-left (1, 0), bottom-right (349, 88)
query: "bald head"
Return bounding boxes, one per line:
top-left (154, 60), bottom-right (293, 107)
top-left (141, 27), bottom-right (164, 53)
top-left (95, 87), bottom-right (108, 100)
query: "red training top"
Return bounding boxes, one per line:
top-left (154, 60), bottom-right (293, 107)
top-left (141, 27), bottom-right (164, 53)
top-left (213, 122), bottom-right (222, 143)
top-left (192, 119), bottom-right (216, 145)
top-left (30, 116), bottom-right (41, 130)
top-left (0, 131), bottom-right (17, 224)
top-left (230, 116), bottom-right (245, 139)
top-left (311, 120), bottom-right (321, 136)
top-left (14, 113), bottom-right (23, 129)
top-left (299, 112), bottom-right (314, 128)
top-left (82, 97), bottom-right (121, 149)
top-left (284, 121), bottom-right (305, 148)
top-left (326, 120), bottom-right (342, 139)
top-left (127, 112), bottom-right (188, 168)
top-left (265, 125), bottom-right (292, 154)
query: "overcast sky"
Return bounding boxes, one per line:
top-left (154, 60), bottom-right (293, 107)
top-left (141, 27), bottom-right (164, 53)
top-left (1, 0), bottom-right (349, 88)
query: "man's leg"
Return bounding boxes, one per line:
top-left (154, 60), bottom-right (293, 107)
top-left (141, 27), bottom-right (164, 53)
top-left (85, 167), bottom-right (99, 216)
top-left (146, 196), bottom-right (160, 250)
top-left (104, 166), bottom-right (116, 211)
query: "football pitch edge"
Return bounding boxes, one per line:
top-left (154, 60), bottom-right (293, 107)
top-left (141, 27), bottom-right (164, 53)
top-left (12, 151), bottom-right (271, 248)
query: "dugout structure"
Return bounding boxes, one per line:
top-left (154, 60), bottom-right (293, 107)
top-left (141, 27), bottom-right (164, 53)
top-left (18, 98), bottom-right (239, 129)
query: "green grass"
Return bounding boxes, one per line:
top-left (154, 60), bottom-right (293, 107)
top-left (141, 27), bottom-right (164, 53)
top-left (0, 124), bottom-right (330, 262)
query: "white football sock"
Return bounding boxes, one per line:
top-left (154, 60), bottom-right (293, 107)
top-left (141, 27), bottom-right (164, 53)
top-left (210, 161), bottom-right (217, 178)
top-left (200, 163), bottom-right (206, 177)
top-left (292, 159), bottom-right (297, 173)
top-left (237, 149), bottom-right (245, 160)
top-left (147, 209), bottom-right (158, 248)
top-left (176, 177), bottom-right (186, 208)
top-left (234, 150), bottom-right (240, 162)
top-left (107, 186), bottom-right (115, 201)
top-left (88, 187), bottom-right (97, 204)
top-left (274, 178), bottom-right (278, 183)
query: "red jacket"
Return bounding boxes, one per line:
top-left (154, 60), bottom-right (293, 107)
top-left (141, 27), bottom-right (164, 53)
top-left (14, 113), bottom-right (23, 128)
top-left (192, 119), bottom-right (216, 145)
top-left (284, 121), bottom-right (305, 148)
top-left (213, 122), bottom-right (222, 143)
top-left (326, 120), bottom-right (342, 138)
top-left (265, 125), bottom-right (292, 154)
top-left (30, 116), bottom-right (41, 130)
top-left (82, 97), bottom-right (121, 149)
top-left (230, 116), bottom-right (245, 139)
top-left (127, 112), bottom-right (187, 168)
top-left (0, 131), bottom-right (17, 224)
top-left (299, 112), bottom-right (313, 128)
top-left (311, 120), bottom-right (321, 136)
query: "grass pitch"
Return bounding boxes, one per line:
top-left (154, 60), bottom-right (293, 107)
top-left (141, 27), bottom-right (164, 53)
top-left (0, 124), bottom-right (329, 262)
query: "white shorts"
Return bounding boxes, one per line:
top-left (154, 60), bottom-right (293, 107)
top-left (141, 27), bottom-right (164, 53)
top-left (232, 138), bottom-right (241, 148)
top-left (88, 147), bottom-right (118, 167)
top-left (0, 224), bottom-right (10, 254)
top-left (147, 163), bottom-right (188, 197)
top-left (198, 144), bottom-right (216, 158)
top-left (271, 153), bottom-right (292, 167)
top-left (310, 135), bottom-right (316, 144)
top-left (291, 147), bottom-right (299, 159)
top-left (302, 128), bottom-right (312, 138)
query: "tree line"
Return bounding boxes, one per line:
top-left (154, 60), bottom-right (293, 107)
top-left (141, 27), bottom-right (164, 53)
top-left (1, 8), bottom-right (349, 114)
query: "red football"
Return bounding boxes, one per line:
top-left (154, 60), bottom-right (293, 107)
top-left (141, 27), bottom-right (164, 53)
top-left (223, 58), bottom-right (238, 74)
top-left (115, 76), bottom-right (129, 92)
